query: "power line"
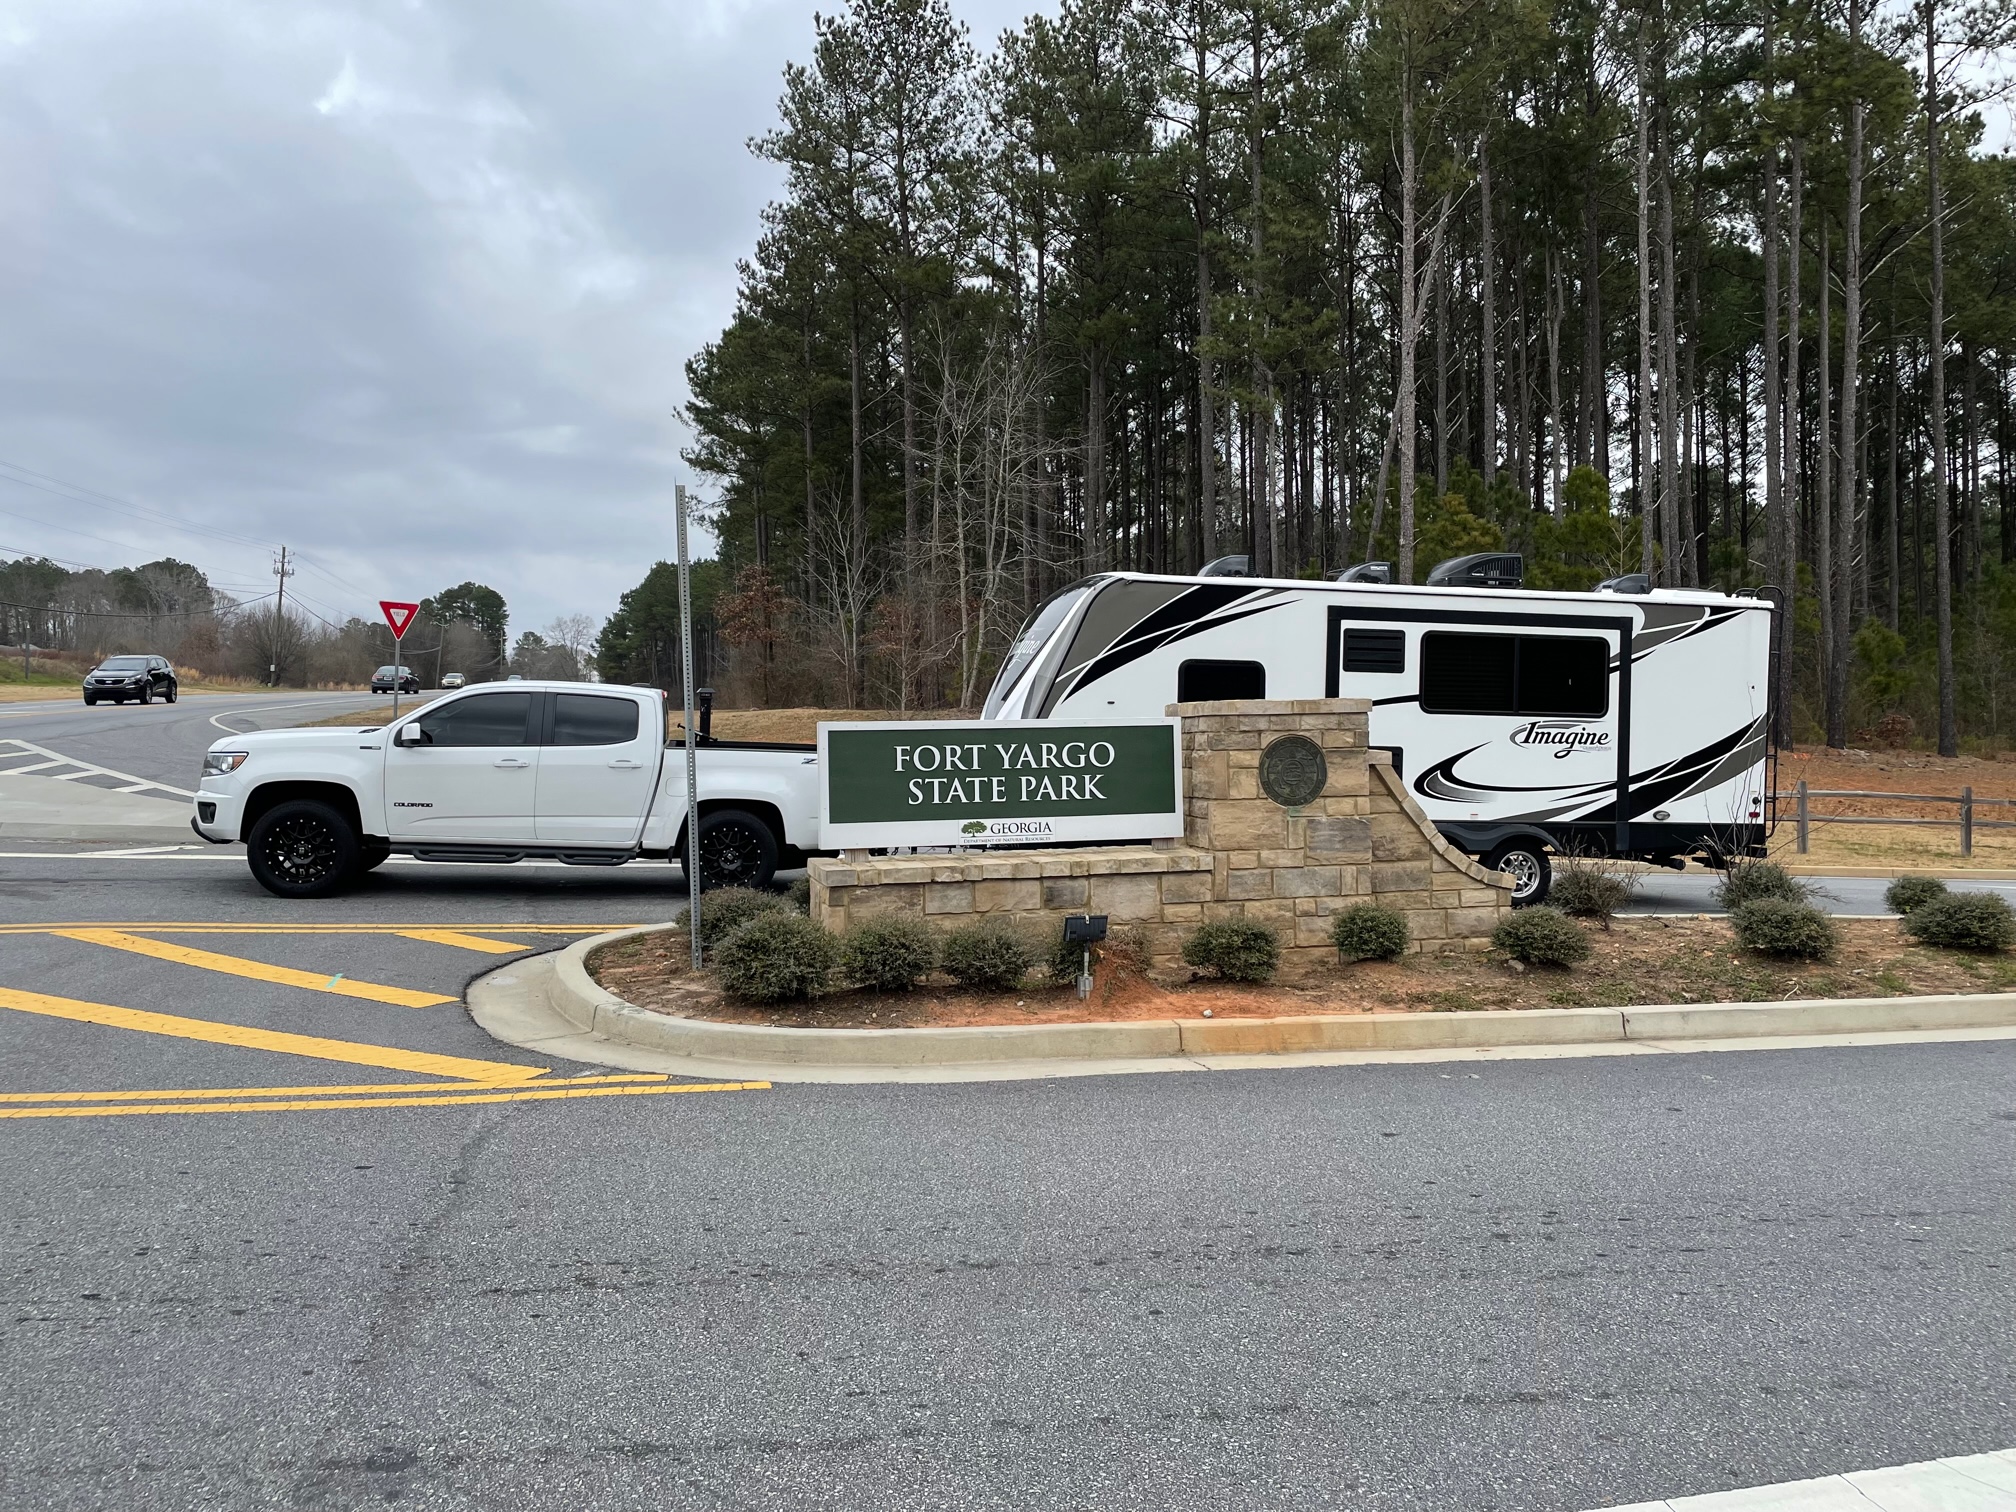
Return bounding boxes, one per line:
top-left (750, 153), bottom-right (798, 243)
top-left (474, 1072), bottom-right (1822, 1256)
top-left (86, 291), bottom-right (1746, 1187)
top-left (0, 457), bottom-right (278, 551)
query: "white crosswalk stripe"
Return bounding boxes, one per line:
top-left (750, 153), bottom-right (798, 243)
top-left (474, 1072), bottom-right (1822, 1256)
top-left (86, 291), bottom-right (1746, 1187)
top-left (0, 738), bottom-right (197, 800)
top-left (1593, 1449), bottom-right (2016, 1511)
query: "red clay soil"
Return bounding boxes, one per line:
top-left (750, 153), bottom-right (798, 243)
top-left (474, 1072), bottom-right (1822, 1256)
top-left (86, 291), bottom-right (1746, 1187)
top-left (587, 915), bottom-right (2016, 1031)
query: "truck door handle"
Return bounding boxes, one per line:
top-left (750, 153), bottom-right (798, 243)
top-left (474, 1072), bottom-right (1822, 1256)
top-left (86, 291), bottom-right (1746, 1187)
top-left (494, 757), bottom-right (530, 769)
top-left (608, 759), bottom-right (642, 769)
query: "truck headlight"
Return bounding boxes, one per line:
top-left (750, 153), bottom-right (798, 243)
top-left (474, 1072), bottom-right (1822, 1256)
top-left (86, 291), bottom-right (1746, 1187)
top-left (202, 751), bottom-right (249, 777)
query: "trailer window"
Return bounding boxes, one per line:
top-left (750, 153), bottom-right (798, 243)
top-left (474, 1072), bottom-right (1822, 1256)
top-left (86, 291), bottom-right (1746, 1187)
top-left (1420, 634), bottom-right (1515, 713)
top-left (1420, 633), bottom-right (1609, 717)
top-left (1342, 628), bottom-right (1406, 673)
top-left (1178, 659), bottom-right (1266, 702)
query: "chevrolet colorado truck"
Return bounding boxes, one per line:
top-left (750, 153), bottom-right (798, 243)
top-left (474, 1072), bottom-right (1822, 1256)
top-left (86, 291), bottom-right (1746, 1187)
top-left (192, 681), bottom-right (821, 898)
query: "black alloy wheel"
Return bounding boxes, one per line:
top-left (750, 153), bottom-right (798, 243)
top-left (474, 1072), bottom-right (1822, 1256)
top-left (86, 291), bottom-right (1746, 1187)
top-left (684, 808), bottom-right (779, 892)
top-left (246, 799), bottom-right (361, 899)
top-left (1484, 840), bottom-right (1552, 908)
top-left (138, 682), bottom-right (152, 704)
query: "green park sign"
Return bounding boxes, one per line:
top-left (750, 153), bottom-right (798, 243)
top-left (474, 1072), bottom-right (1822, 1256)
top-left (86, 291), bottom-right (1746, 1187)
top-left (818, 718), bottom-right (1184, 848)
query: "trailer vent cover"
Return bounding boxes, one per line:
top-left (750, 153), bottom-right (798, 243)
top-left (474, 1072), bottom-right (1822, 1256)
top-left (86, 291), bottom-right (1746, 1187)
top-left (1329, 561), bottom-right (1393, 583)
top-left (1425, 552), bottom-right (1523, 589)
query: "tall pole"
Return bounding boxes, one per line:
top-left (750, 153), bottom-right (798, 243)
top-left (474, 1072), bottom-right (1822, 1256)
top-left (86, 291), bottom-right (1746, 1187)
top-left (677, 484), bottom-right (701, 967)
top-left (270, 545), bottom-right (293, 686)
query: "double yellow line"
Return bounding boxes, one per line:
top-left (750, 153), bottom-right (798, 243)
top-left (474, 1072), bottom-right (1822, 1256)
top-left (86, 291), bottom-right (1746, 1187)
top-left (0, 986), bottom-right (769, 1119)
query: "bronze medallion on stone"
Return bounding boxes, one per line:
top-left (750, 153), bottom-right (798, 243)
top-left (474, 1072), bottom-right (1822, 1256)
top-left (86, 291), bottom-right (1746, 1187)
top-left (1259, 734), bottom-right (1328, 808)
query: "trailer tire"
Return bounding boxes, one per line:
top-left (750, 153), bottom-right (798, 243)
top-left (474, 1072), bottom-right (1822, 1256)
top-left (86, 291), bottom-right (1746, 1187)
top-left (246, 799), bottom-right (360, 899)
top-left (1484, 840), bottom-right (1551, 908)
top-left (681, 808), bottom-right (779, 893)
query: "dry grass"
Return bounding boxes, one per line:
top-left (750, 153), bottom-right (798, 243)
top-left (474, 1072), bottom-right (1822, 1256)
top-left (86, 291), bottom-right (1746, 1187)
top-left (667, 705), bottom-right (975, 744)
top-left (1772, 744), bottom-right (2016, 869)
top-left (590, 913), bottom-right (2016, 1031)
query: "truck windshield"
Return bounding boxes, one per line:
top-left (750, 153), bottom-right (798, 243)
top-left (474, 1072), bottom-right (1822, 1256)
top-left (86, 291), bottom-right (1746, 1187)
top-left (983, 582), bottom-right (1094, 719)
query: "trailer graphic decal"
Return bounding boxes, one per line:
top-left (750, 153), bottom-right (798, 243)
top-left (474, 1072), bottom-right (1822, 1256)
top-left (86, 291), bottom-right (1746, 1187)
top-left (1045, 583), bottom-right (1291, 711)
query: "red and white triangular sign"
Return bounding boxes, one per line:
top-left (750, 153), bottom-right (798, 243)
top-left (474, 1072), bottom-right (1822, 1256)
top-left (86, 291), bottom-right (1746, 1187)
top-left (380, 600), bottom-right (419, 639)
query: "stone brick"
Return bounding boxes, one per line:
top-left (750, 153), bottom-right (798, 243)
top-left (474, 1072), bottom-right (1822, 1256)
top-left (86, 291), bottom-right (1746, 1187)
top-left (1224, 850), bottom-right (1262, 869)
top-left (1238, 897), bottom-right (1300, 929)
top-left (1411, 910), bottom-right (1449, 938)
top-left (1259, 849), bottom-right (1302, 868)
top-left (850, 882), bottom-right (924, 917)
top-left (1276, 865), bottom-right (1342, 897)
top-left (1039, 878), bottom-right (1087, 909)
top-left (1202, 803), bottom-right (1288, 851)
top-left (1304, 816), bottom-right (1372, 857)
top-left (1228, 748), bottom-right (1261, 767)
top-left (1161, 902), bottom-right (1204, 925)
top-left (974, 879), bottom-right (1041, 914)
top-left (1371, 813), bottom-right (1421, 861)
top-left (1228, 768), bottom-right (1261, 800)
top-left (924, 882), bottom-right (974, 915)
top-left (1089, 873), bottom-right (1163, 921)
top-left (1225, 868), bottom-right (1276, 900)
top-left (1370, 861), bottom-right (1431, 893)
top-left (1294, 916), bottom-right (1338, 948)
top-left (1160, 870), bottom-right (1213, 904)
top-left (1443, 906), bottom-right (1504, 939)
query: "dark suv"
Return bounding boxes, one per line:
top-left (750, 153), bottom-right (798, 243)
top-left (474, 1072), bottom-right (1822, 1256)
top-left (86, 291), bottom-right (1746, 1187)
top-left (83, 655), bottom-right (179, 705)
top-left (371, 665), bottom-right (421, 694)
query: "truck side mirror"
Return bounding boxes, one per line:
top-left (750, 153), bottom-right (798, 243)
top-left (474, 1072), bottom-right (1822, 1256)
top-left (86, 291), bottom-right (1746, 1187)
top-left (395, 723), bottom-right (426, 746)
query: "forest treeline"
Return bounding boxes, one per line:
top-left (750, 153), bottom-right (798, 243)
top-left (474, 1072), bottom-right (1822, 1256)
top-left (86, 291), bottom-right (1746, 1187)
top-left (681, 0), bottom-right (2016, 748)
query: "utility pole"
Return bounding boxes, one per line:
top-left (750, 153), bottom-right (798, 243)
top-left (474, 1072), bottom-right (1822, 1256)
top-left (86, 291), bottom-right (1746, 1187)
top-left (676, 485), bottom-right (701, 968)
top-left (270, 545), bottom-right (294, 687)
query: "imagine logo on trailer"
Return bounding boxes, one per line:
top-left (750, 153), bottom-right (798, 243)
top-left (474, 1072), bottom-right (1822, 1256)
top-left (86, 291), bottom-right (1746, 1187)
top-left (1508, 720), bottom-right (1612, 759)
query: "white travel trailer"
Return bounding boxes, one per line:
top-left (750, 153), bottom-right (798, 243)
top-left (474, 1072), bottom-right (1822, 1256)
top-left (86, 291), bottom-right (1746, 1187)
top-left (981, 558), bottom-right (1777, 904)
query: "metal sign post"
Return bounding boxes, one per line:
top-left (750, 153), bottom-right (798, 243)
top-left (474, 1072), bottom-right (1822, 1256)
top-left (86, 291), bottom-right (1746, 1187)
top-left (380, 601), bottom-right (419, 719)
top-left (676, 484), bottom-right (701, 968)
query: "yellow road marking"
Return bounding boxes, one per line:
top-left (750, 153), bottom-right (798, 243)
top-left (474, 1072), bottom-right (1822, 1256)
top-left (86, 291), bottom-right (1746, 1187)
top-left (0, 1075), bottom-right (669, 1103)
top-left (0, 988), bottom-right (544, 1082)
top-left (0, 1080), bottom-right (769, 1119)
top-left (0, 922), bottom-right (634, 935)
top-left (393, 929), bottom-right (529, 954)
top-left (49, 929), bottom-right (454, 1008)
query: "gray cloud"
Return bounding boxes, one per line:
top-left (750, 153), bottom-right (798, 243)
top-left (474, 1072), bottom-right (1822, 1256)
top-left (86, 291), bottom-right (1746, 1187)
top-left (0, 0), bottom-right (1042, 632)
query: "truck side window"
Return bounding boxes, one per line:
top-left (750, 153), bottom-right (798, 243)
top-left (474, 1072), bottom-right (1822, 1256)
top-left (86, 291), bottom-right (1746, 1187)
top-left (552, 693), bottom-right (640, 746)
top-left (1420, 633), bottom-right (1609, 718)
top-left (1342, 628), bottom-right (1405, 673)
top-left (1178, 659), bottom-right (1266, 702)
top-left (415, 692), bottom-right (532, 747)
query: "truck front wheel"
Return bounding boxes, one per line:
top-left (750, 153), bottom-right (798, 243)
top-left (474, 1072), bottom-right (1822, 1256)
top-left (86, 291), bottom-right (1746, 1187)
top-left (247, 799), bottom-right (361, 898)
top-left (682, 808), bottom-right (779, 893)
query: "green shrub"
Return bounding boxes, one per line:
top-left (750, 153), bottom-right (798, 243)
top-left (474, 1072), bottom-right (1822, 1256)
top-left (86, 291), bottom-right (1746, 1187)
top-left (837, 915), bottom-right (938, 991)
top-left (1181, 920), bottom-right (1280, 982)
top-left (684, 885), bottom-right (790, 947)
top-left (940, 919), bottom-right (1036, 990)
top-left (1903, 892), bottom-right (2016, 952)
top-left (1884, 875), bottom-right (1949, 916)
top-left (712, 913), bottom-right (839, 1002)
top-left (1714, 860), bottom-right (1809, 910)
top-left (787, 875), bottom-right (813, 913)
top-left (1731, 898), bottom-right (1838, 960)
top-left (1330, 904), bottom-right (1409, 962)
top-left (1491, 906), bottom-right (1591, 967)
top-left (1550, 858), bottom-right (1638, 926)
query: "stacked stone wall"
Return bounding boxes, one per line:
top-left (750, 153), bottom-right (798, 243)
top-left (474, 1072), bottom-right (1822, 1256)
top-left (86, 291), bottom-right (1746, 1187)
top-left (808, 698), bottom-right (1511, 981)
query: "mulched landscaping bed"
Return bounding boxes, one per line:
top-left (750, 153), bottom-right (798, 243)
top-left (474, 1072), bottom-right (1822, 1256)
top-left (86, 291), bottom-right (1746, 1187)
top-left (587, 915), bottom-right (2016, 1031)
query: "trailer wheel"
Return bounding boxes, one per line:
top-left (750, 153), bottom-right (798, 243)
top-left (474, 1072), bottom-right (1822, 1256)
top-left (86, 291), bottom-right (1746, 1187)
top-left (1484, 840), bottom-right (1551, 907)
top-left (682, 808), bottom-right (779, 893)
top-left (246, 799), bottom-right (360, 899)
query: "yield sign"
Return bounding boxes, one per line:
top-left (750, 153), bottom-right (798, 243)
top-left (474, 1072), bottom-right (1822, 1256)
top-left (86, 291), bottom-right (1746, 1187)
top-left (379, 600), bottom-right (419, 640)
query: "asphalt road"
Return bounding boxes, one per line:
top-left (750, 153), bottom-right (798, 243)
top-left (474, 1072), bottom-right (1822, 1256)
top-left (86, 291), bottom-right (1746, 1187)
top-left (0, 689), bottom-right (414, 790)
top-left (2, 714), bottom-right (2014, 1510)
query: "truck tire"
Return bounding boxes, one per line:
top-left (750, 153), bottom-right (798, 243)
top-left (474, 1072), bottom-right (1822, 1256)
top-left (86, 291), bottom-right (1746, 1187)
top-left (246, 799), bottom-right (361, 898)
top-left (1484, 840), bottom-right (1551, 908)
top-left (682, 808), bottom-right (779, 893)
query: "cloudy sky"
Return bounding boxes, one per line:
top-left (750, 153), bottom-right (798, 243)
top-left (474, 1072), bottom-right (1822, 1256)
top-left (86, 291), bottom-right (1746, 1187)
top-left (0, 0), bottom-right (1045, 636)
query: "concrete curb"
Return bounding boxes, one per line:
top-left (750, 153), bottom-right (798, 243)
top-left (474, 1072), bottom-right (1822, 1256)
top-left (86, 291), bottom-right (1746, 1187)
top-left (459, 922), bottom-right (2016, 1083)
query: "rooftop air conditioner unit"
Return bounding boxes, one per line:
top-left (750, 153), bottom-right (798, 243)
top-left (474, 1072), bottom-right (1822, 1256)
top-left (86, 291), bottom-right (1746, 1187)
top-left (1328, 561), bottom-right (1393, 583)
top-left (1198, 555), bottom-right (1251, 578)
top-left (1595, 573), bottom-right (1652, 595)
top-left (1424, 552), bottom-right (1523, 589)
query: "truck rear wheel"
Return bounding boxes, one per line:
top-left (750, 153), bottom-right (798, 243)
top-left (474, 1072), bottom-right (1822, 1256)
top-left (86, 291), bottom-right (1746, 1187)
top-left (682, 808), bottom-right (779, 893)
top-left (247, 799), bottom-right (360, 898)
top-left (1484, 840), bottom-right (1551, 908)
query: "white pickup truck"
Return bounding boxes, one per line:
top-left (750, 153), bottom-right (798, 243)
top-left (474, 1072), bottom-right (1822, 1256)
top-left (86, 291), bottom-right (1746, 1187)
top-left (191, 680), bottom-right (822, 898)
